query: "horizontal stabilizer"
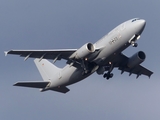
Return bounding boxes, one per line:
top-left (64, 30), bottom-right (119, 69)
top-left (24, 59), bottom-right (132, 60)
top-left (50, 86), bottom-right (70, 93)
top-left (14, 81), bottom-right (50, 88)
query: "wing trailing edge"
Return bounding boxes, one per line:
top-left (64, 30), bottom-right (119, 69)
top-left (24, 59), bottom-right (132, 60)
top-left (4, 49), bottom-right (77, 61)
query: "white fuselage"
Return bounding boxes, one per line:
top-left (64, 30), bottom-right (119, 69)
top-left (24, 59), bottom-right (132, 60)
top-left (48, 18), bottom-right (146, 89)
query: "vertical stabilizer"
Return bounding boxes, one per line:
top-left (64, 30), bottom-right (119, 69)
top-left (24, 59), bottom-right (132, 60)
top-left (34, 59), bottom-right (61, 81)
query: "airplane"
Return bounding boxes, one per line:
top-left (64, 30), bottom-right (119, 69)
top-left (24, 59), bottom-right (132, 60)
top-left (5, 18), bottom-right (153, 93)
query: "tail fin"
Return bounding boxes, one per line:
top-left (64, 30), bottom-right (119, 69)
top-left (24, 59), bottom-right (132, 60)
top-left (34, 59), bottom-right (61, 81)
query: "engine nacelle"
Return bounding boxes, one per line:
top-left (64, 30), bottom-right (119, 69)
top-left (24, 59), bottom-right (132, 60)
top-left (127, 51), bottom-right (146, 68)
top-left (70, 43), bottom-right (95, 60)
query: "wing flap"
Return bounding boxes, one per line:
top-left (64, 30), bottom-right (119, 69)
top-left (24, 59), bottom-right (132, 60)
top-left (14, 81), bottom-right (50, 88)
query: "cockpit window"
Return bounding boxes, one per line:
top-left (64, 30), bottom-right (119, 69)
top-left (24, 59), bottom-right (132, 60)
top-left (132, 18), bottom-right (141, 22)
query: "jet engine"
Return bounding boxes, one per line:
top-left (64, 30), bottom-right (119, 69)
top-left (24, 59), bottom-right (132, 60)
top-left (70, 43), bottom-right (95, 60)
top-left (127, 51), bottom-right (146, 68)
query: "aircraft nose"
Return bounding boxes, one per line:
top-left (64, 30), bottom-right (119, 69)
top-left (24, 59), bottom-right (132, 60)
top-left (136, 19), bottom-right (146, 35)
top-left (139, 19), bottom-right (146, 28)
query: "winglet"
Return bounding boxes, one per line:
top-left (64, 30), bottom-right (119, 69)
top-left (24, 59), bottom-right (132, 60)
top-left (4, 51), bottom-right (8, 56)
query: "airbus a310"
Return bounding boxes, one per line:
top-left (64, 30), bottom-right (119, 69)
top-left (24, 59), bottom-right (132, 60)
top-left (5, 18), bottom-right (153, 93)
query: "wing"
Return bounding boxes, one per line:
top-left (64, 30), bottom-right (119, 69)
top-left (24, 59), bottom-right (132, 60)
top-left (112, 53), bottom-right (153, 78)
top-left (4, 49), bottom-right (77, 61)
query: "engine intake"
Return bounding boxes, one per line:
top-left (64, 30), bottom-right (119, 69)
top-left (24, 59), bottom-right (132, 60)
top-left (70, 43), bottom-right (95, 60)
top-left (127, 51), bottom-right (146, 68)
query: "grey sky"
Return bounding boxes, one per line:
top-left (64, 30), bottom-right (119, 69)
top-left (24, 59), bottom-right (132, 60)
top-left (1, 0), bottom-right (160, 120)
